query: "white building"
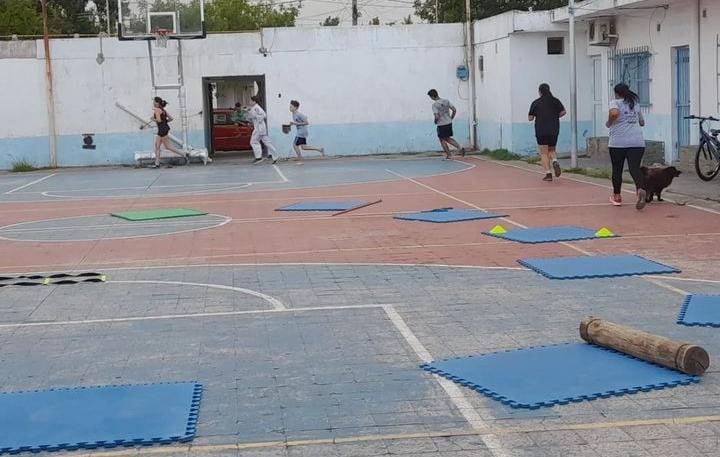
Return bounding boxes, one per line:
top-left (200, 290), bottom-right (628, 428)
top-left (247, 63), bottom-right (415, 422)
top-left (2, 0), bottom-right (718, 169)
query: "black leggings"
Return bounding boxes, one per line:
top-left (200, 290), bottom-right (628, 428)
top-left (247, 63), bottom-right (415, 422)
top-left (609, 147), bottom-right (645, 194)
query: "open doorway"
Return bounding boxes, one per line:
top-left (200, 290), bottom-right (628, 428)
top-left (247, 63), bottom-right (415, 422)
top-left (202, 75), bottom-right (267, 157)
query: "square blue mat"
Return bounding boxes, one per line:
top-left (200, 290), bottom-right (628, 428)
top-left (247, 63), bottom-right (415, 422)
top-left (518, 254), bottom-right (679, 279)
top-left (394, 207), bottom-right (506, 223)
top-left (0, 382), bottom-right (202, 454)
top-left (276, 201), bottom-right (366, 211)
top-left (678, 295), bottom-right (720, 328)
top-left (485, 225), bottom-right (616, 244)
top-left (422, 343), bottom-right (697, 409)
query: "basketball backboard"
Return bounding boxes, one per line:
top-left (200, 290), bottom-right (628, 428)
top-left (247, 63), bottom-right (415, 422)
top-left (118, 0), bottom-right (205, 41)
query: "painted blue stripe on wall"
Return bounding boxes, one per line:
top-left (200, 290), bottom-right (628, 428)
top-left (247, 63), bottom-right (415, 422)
top-left (0, 120), bottom-right (470, 170)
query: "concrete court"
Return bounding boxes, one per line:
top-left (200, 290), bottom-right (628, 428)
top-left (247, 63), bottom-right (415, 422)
top-left (0, 155), bottom-right (719, 457)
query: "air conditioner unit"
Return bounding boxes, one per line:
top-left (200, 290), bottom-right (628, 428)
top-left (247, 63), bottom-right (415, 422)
top-left (589, 19), bottom-right (618, 46)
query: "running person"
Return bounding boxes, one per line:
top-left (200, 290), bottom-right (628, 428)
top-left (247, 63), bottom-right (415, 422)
top-left (607, 83), bottom-right (646, 210)
top-left (150, 97), bottom-right (188, 168)
top-left (528, 83), bottom-right (566, 181)
top-left (247, 95), bottom-right (278, 164)
top-left (427, 89), bottom-right (465, 159)
top-left (289, 100), bottom-right (325, 164)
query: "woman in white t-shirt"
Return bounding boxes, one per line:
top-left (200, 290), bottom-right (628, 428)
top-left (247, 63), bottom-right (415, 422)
top-left (606, 83), bottom-right (646, 210)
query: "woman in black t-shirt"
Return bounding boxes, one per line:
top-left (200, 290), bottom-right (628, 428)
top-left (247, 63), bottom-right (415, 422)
top-left (528, 84), bottom-right (566, 181)
top-left (150, 97), bottom-right (188, 168)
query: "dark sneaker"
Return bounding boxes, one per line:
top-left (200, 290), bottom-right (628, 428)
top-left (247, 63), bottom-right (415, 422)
top-left (552, 160), bottom-right (562, 177)
top-left (460, 148), bottom-right (466, 157)
top-left (272, 157), bottom-right (278, 164)
top-left (185, 153), bottom-right (191, 165)
top-left (636, 189), bottom-right (647, 210)
top-left (542, 173), bottom-right (553, 182)
top-left (253, 158), bottom-right (264, 165)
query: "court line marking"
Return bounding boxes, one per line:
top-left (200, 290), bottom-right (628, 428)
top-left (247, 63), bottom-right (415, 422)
top-left (382, 305), bottom-right (510, 457)
top-left (40, 183), bottom-right (255, 199)
top-left (0, 302), bottom-right (400, 330)
top-left (110, 280), bottom-right (286, 310)
top-left (63, 415), bottom-right (720, 457)
top-left (0, 159), bottom-right (475, 203)
top-left (0, 214), bottom-right (232, 243)
top-left (273, 164), bottom-right (289, 183)
top-left (0, 219), bottom-right (227, 233)
top-left (4, 173), bottom-right (57, 194)
top-left (470, 156), bottom-right (720, 216)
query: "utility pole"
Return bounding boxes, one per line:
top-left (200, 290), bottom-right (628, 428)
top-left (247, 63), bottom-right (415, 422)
top-left (106, 0), bottom-right (111, 34)
top-left (352, 0), bottom-right (358, 25)
top-left (41, 0), bottom-right (58, 168)
top-left (465, 0), bottom-right (476, 149)
top-left (568, 0), bottom-right (578, 168)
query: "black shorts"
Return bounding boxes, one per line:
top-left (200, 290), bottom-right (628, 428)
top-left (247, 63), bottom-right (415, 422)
top-left (536, 134), bottom-right (558, 147)
top-left (437, 124), bottom-right (453, 139)
top-left (294, 137), bottom-right (307, 146)
top-left (157, 126), bottom-right (170, 138)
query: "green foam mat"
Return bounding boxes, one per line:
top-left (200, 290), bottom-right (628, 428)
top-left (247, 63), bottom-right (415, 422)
top-left (111, 208), bottom-right (208, 221)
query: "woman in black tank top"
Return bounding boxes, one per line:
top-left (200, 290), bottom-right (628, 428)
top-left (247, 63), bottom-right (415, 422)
top-left (151, 97), bottom-right (188, 168)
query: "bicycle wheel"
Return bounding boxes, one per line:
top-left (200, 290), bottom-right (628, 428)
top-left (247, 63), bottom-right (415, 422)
top-left (695, 140), bottom-right (720, 181)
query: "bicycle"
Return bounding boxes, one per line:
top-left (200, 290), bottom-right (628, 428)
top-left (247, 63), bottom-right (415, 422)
top-left (685, 115), bottom-right (720, 181)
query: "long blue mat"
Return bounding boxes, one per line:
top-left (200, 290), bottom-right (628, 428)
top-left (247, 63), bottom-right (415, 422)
top-left (394, 207), bottom-right (506, 223)
top-left (276, 201), bottom-right (366, 211)
top-left (678, 295), bottom-right (720, 328)
top-left (485, 225), bottom-right (616, 244)
top-left (422, 343), bottom-right (698, 409)
top-left (0, 382), bottom-right (202, 454)
top-left (518, 254), bottom-right (679, 279)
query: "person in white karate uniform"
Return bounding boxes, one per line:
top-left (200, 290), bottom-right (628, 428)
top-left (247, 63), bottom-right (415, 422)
top-left (247, 95), bottom-right (278, 164)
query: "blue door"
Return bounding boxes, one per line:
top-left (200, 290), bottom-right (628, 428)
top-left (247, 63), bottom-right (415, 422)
top-left (674, 46), bottom-right (690, 157)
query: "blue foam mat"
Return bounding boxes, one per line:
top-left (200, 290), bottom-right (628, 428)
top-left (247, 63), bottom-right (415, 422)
top-left (422, 343), bottom-right (698, 409)
top-left (485, 225), bottom-right (616, 244)
top-left (394, 207), bottom-right (506, 223)
top-left (0, 382), bottom-right (202, 454)
top-left (276, 201), bottom-right (366, 211)
top-left (518, 254), bottom-right (680, 279)
top-left (678, 294), bottom-right (720, 328)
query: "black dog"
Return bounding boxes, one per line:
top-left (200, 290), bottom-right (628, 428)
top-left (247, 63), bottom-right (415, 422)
top-left (641, 166), bottom-right (681, 202)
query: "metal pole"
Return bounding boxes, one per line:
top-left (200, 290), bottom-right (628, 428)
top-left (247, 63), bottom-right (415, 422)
top-left (177, 40), bottom-right (189, 152)
top-left (106, 0), bottom-right (111, 34)
top-left (41, 0), bottom-right (58, 168)
top-left (352, 0), bottom-right (358, 25)
top-left (568, 0), bottom-right (578, 168)
top-left (435, 0), bottom-right (439, 23)
top-left (465, 0), bottom-right (476, 150)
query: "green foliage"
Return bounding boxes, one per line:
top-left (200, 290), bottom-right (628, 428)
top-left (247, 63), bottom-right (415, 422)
top-left (11, 159), bottom-right (36, 172)
top-left (413, 0), bottom-right (567, 23)
top-left (479, 148), bottom-right (523, 161)
top-left (402, 15), bottom-right (413, 25)
top-left (206, 0), bottom-right (298, 31)
top-left (525, 156), bottom-right (541, 164)
top-left (370, 17), bottom-right (380, 25)
top-left (0, 0), bottom-right (42, 36)
top-left (321, 16), bottom-right (340, 26)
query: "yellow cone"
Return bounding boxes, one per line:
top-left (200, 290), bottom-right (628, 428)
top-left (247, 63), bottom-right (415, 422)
top-left (595, 227), bottom-right (615, 238)
top-left (489, 225), bottom-right (507, 235)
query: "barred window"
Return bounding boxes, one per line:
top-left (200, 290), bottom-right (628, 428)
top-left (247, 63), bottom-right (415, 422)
top-left (610, 47), bottom-right (651, 106)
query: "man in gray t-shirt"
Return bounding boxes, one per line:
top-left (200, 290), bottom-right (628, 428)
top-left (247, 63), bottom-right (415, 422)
top-left (427, 89), bottom-right (465, 159)
top-left (289, 100), bottom-right (325, 164)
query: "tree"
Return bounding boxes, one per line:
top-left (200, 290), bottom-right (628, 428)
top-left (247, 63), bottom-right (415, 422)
top-left (0, 0), bottom-right (43, 36)
top-left (413, 0), bottom-right (566, 24)
top-left (206, 0), bottom-right (298, 31)
top-left (320, 16), bottom-right (340, 26)
top-left (370, 17), bottom-right (380, 25)
top-left (47, 0), bottom-right (101, 34)
top-left (402, 15), bottom-right (413, 25)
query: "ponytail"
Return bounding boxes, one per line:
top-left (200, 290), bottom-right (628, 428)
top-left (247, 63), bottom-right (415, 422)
top-left (538, 83), bottom-right (552, 98)
top-left (613, 83), bottom-right (639, 110)
top-left (153, 96), bottom-right (168, 108)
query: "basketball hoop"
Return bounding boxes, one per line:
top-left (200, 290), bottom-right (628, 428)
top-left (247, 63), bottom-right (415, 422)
top-left (154, 28), bottom-right (170, 48)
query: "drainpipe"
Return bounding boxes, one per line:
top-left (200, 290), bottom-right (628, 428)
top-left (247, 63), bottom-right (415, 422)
top-left (41, 0), bottom-right (58, 168)
top-left (568, 0), bottom-right (578, 168)
top-left (465, 0), bottom-right (477, 150)
top-left (696, 0), bottom-right (702, 117)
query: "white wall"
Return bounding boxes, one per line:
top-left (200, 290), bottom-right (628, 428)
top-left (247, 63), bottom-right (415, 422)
top-left (0, 24), bottom-right (469, 168)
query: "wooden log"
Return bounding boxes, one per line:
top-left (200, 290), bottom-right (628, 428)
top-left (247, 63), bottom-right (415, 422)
top-left (579, 316), bottom-right (710, 376)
